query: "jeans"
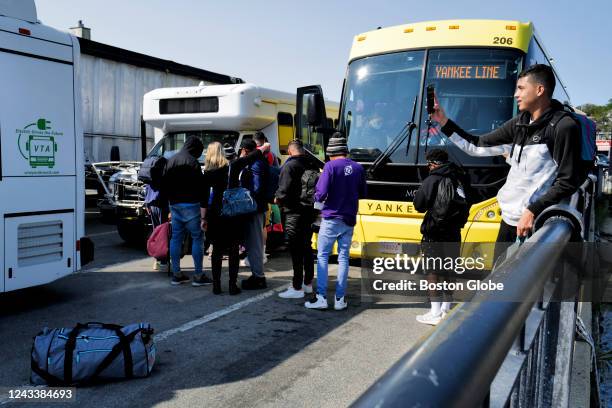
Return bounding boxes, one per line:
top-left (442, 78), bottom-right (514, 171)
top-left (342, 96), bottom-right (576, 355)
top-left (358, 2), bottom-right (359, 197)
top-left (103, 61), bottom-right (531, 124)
top-left (170, 203), bottom-right (203, 278)
top-left (244, 212), bottom-right (265, 277)
top-left (316, 218), bottom-right (353, 299)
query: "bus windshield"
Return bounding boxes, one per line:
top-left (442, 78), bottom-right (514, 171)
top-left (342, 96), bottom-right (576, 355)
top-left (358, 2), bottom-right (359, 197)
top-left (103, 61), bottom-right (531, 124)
top-left (340, 50), bottom-right (425, 163)
top-left (340, 48), bottom-right (523, 166)
top-left (148, 130), bottom-right (239, 162)
top-left (418, 48), bottom-right (523, 165)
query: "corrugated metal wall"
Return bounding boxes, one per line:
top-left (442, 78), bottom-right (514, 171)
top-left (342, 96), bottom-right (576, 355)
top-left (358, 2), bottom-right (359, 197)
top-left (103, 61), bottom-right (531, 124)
top-left (79, 55), bottom-right (214, 163)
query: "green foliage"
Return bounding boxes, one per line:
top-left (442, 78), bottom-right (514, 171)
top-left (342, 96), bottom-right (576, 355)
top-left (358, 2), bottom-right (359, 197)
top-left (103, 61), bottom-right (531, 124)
top-left (578, 100), bottom-right (612, 133)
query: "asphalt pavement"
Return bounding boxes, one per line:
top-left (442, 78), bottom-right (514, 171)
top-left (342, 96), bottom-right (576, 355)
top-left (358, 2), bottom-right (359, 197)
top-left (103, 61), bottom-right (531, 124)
top-left (0, 209), bottom-right (432, 408)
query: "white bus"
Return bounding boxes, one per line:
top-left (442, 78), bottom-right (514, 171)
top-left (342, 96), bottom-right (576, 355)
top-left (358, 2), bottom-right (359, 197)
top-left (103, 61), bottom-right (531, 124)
top-left (0, 0), bottom-right (93, 292)
top-left (142, 83), bottom-right (339, 162)
top-left (107, 83), bottom-right (338, 243)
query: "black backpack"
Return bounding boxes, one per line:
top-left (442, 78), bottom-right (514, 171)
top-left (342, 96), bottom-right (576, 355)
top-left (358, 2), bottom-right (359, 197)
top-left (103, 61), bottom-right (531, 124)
top-left (138, 156), bottom-right (167, 190)
top-left (429, 176), bottom-right (470, 228)
top-left (300, 168), bottom-right (320, 207)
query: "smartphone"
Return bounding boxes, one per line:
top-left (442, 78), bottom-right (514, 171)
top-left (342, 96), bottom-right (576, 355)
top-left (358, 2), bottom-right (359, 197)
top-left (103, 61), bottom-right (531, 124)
top-left (426, 84), bottom-right (435, 115)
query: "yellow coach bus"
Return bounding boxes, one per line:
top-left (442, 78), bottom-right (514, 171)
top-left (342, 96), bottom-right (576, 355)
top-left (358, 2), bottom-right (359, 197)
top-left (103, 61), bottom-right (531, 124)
top-left (295, 19), bottom-right (572, 257)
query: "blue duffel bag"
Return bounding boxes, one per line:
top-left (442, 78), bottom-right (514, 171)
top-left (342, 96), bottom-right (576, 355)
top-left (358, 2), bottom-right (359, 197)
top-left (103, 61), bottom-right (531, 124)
top-left (31, 322), bottom-right (156, 386)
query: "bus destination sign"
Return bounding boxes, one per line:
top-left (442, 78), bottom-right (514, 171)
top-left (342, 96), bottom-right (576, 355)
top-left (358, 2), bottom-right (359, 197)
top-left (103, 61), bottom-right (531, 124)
top-left (433, 64), bottom-right (507, 80)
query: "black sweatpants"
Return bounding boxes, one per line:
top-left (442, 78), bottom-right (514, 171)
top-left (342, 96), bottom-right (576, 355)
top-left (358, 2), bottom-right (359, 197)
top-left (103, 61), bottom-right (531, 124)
top-left (283, 209), bottom-right (315, 290)
top-left (494, 220), bottom-right (518, 265)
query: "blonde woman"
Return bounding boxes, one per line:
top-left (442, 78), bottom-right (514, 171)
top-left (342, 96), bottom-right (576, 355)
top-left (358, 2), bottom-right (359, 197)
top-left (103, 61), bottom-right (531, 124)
top-left (201, 141), bottom-right (263, 295)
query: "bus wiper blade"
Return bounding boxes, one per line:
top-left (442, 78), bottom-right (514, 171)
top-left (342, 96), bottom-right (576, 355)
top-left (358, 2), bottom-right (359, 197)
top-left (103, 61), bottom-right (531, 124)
top-left (367, 97), bottom-right (417, 178)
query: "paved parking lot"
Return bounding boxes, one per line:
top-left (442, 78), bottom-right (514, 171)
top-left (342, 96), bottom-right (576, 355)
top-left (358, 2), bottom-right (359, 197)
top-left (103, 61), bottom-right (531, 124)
top-left (0, 209), bottom-right (431, 407)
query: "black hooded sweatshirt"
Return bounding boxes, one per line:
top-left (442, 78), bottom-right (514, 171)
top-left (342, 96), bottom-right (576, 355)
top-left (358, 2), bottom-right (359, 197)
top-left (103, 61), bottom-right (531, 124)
top-left (414, 162), bottom-right (472, 240)
top-left (162, 136), bottom-right (205, 206)
top-left (275, 155), bottom-right (317, 212)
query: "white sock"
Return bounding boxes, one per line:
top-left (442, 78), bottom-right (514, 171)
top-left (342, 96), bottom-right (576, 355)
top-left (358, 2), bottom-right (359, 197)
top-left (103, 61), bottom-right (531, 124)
top-left (430, 302), bottom-right (442, 316)
top-left (441, 302), bottom-right (451, 313)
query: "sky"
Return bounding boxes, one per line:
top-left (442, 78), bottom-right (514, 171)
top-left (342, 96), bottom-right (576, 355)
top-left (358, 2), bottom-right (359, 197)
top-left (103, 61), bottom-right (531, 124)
top-left (35, 0), bottom-right (612, 106)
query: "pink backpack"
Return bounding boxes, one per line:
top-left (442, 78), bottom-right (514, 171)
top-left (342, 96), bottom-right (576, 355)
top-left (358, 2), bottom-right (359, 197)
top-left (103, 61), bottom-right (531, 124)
top-left (147, 222), bottom-right (170, 260)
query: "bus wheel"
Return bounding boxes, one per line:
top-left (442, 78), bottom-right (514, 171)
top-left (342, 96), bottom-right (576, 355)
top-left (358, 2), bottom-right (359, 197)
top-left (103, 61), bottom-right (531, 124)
top-left (117, 220), bottom-right (147, 248)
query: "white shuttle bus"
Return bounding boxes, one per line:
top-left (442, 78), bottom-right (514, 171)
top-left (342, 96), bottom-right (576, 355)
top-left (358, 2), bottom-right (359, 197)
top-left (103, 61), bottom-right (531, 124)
top-left (142, 83), bottom-right (339, 163)
top-left (0, 0), bottom-right (92, 292)
top-left (106, 83), bottom-right (338, 243)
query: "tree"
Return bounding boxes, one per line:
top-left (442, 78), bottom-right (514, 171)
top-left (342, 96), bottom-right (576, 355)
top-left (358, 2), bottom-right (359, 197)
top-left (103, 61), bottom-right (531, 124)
top-left (578, 100), bottom-right (612, 133)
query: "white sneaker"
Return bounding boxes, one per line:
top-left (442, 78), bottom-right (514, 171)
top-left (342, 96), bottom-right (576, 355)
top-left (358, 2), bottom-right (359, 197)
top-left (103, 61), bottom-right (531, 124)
top-left (304, 294), bottom-right (328, 309)
top-left (158, 263), bottom-right (169, 274)
top-left (279, 287), bottom-right (305, 299)
top-left (334, 296), bottom-right (348, 310)
top-left (415, 311), bottom-right (445, 326)
top-left (153, 260), bottom-right (159, 271)
top-left (302, 284), bottom-right (313, 294)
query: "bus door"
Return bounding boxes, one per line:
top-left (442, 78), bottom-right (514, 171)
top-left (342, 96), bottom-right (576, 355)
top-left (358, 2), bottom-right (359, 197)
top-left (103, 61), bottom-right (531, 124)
top-left (0, 32), bottom-right (77, 291)
top-left (296, 86), bottom-right (333, 163)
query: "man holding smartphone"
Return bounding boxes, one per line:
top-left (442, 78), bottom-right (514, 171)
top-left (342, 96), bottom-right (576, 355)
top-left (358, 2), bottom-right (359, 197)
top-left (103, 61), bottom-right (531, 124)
top-left (429, 64), bottom-right (581, 244)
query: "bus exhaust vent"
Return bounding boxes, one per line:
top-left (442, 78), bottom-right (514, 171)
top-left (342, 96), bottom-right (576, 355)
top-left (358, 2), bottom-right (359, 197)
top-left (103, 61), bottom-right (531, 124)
top-left (18, 221), bottom-right (63, 267)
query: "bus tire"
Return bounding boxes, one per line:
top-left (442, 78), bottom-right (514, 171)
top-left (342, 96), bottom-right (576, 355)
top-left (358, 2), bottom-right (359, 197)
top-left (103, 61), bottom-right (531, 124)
top-left (117, 220), bottom-right (146, 247)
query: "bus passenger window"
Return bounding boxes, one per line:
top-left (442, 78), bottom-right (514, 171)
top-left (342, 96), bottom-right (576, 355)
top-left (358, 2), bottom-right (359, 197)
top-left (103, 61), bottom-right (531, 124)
top-left (277, 112), bottom-right (294, 155)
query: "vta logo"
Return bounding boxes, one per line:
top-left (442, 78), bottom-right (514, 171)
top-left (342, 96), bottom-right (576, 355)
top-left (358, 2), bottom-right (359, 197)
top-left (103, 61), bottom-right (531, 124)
top-left (16, 118), bottom-right (59, 169)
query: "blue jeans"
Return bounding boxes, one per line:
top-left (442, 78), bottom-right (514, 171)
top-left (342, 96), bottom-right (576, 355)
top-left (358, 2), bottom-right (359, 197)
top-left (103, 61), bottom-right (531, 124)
top-left (170, 203), bottom-right (203, 278)
top-left (316, 218), bottom-right (353, 299)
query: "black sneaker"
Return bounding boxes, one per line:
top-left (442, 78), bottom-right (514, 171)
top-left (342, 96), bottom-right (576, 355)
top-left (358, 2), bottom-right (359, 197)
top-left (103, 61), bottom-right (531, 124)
top-left (192, 275), bottom-right (214, 287)
top-left (171, 274), bottom-right (190, 286)
top-left (229, 283), bottom-right (241, 296)
top-left (241, 275), bottom-right (267, 290)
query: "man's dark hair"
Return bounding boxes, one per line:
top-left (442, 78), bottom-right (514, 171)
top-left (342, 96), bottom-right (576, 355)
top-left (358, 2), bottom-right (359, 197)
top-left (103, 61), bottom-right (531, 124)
top-left (288, 139), bottom-right (305, 154)
top-left (518, 64), bottom-right (556, 98)
top-left (254, 132), bottom-right (267, 145)
top-left (240, 138), bottom-right (257, 152)
top-left (425, 148), bottom-right (448, 164)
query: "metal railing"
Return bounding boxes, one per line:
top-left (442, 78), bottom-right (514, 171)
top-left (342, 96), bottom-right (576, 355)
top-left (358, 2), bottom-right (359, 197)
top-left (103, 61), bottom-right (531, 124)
top-left (353, 176), bottom-right (597, 408)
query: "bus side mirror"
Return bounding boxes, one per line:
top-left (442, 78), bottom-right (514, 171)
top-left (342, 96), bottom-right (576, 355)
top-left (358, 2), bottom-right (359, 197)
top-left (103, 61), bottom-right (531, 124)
top-left (307, 93), bottom-right (324, 126)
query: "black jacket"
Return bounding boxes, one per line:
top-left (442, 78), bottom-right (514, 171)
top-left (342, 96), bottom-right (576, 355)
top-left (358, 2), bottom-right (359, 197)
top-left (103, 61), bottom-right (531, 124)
top-left (275, 155), bottom-right (316, 212)
top-left (414, 162), bottom-right (471, 239)
top-left (162, 136), bottom-right (205, 206)
top-left (442, 99), bottom-right (581, 224)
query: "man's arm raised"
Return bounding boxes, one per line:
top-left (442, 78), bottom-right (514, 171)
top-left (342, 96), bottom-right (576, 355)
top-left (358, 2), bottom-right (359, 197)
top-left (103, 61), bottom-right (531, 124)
top-left (431, 93), bottom-right (515, 157)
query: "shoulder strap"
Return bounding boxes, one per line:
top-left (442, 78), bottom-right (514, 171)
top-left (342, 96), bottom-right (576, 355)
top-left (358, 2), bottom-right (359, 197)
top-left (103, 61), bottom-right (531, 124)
top-left (226, 163), bottom-right (233, 189)
top-left (543, 110), bottom-right (572, 145)
top-left (549, 110), bottom-right (571, 128)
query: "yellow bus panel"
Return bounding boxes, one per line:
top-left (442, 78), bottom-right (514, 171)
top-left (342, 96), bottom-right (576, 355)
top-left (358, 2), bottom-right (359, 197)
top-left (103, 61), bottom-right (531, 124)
top-left (349, 19), bottom-right (533, 62)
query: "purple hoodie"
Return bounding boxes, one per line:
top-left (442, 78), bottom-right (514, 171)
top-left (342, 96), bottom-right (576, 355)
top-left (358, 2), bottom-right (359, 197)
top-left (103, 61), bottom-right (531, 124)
top-left (314, 158), bottom-right (367, 226)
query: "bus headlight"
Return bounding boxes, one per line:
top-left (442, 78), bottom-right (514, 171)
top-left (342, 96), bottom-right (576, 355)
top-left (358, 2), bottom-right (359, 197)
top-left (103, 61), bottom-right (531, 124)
top-left (473, 202), bottom-right (499, 221)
